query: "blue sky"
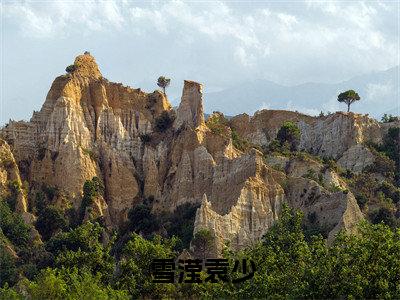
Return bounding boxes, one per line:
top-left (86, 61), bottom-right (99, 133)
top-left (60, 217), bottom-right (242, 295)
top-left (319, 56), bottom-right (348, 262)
top-left (1, 0), bottom-right (399, 123)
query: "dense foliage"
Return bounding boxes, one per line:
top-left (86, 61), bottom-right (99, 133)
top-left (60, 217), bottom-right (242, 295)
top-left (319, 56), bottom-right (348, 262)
top-left (2, 199), bottom-right (400, 299)
top-left (276, 121), bottom-right (301, 151)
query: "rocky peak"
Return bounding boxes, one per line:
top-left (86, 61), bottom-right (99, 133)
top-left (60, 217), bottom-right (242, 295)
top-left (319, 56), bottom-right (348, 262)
top-left (174, 80), bottom-right (205, 129)
top-left (72, 53), bottom-right (102, 79)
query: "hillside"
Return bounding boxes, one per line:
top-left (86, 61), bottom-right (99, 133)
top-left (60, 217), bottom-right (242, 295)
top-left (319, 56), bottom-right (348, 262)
top-left (1, 53), bottom-right (399, 298)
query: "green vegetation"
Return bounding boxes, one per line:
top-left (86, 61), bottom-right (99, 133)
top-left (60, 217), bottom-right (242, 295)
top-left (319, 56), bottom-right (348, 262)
top-left (65, 64), bottom-right (77, 73)
top-left (0, 200), bottom-right (30, 249)
top-left (191, 229), bottom-right (216, 260)
top-left (79, 177), bottom-right (104, 221)
top-left (367, 127), bottom-right (400, 184)
top-left (157, 76), bottom-right (171, 95)
top-left (36, 206), bottom-right (68, 241)
top-left (205, 112), bottom-right (229, 135)
top-left (205, 112), bottom-right (253, 152)
top-left (231, 128), bottom-right (250, 152)
top-left (81, 147), bottom-right (97, 161)
top-left (337, 89), bottom-right (360, 112)
top-left (1, 202), bottom-right (400, 298)
top-left (5, 180), bottom-right (22, 211)
top-left (128, 201), bottom-right (198, 251)
top-left (277, 121), bottom-right (301, 151)
top-left (263, 121), bottom-right (302, 157)
top-left (154, 111), bottom-right (175, 132)
top-left (381, 114), bottom-right (399, 123)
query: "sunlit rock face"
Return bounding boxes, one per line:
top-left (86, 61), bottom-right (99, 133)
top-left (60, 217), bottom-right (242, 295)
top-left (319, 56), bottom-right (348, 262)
top-left (2, 53), bottom-right (376, 252)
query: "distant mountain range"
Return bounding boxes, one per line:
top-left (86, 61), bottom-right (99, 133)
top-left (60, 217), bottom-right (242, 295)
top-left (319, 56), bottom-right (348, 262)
top-left (203, 66), bottom-right (399, 119)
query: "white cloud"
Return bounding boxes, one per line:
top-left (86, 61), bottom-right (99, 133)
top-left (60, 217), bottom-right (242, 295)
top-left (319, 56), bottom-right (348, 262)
top-left (277, 13), bottom-right (298, 27)
top-left (234, 46), bottom-right (256, 67)
top-left (3, 0), bottom-right (399, 91)
top-left (4, 0), bottom-right (125, 38)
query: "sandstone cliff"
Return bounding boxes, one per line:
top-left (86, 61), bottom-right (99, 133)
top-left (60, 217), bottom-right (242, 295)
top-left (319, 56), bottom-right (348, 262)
top-left (2, 53), bottom-right (395, 253)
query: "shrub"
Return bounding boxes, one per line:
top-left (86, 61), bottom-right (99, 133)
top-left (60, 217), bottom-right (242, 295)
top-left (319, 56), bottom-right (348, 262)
top-left (80, 177), bottom-right (104, 222)
top-left (5, 181), bottom-right (21, 211)
top-left (355, 194), bottom-right (368, 209)
top-left (192, 228), bottom-right (216, 260)
top-left (367, 127), bottom-right (400, 184)
top-left (231, 129), bottom-right (250, 152)
top-left (65, 65), bottom-right (77, 73)
top-left (81, 148), bottom-right (97, 161)
top-left (128, 203), bottom-right (160, 236)
top-left (154, 111), bottom-right (174, 132)
top-left (369, 207), bottom-right (398, 229)
top-left (0, 200), bottom-right (31, 248)
top-left (42, 184), bottom-right (58, 201)
top-left (164, 203), bottom-right (199, 251)
top-left (206, 112), bottom-right (229, 136)
top-left (36, 206), bottom-right (68, 240)
top-left (379, 181), bottom-right (400, 203)
top-left (322, 157), bottom-right (341, 172)
top-left (364, 149), bottom-right (395, 177)
top-left (0, 248), bottom-right (18, 288)
top-left (381, 114), bottom-right (399, 123)
top-left (277, 121), bottom-right (301, 151)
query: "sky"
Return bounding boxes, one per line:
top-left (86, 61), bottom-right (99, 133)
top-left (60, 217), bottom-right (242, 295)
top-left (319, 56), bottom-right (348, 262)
top-left (1, 0), bottom-right (399, 123)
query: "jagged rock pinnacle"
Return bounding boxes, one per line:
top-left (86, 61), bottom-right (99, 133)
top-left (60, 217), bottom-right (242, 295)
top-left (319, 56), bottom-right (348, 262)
top-left (73, 53), bottom-right (102, 79)
top-left (174, 80), bottom-right (205, 129)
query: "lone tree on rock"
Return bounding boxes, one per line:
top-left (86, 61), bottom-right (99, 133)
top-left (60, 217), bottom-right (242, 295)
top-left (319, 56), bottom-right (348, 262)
top-left (157, 76), bottom-right (171, 95)
top-left (337, 90), bottom-right (360, 112)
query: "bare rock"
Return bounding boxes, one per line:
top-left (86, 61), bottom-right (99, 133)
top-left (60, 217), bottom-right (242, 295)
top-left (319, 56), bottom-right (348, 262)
top-left (174, 80), bottom-right (205, 129)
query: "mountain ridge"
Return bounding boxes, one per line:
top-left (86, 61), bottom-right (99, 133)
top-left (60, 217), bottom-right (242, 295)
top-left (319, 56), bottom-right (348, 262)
top-left (0, 53), bottom-right (399, 255)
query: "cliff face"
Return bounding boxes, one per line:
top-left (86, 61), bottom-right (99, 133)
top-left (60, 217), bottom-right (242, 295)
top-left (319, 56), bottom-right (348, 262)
top-left (230, 110), bottom-right (395, 172)
top-left (1, 53), bottom-right (394, 252)
top-left (0, 139), bottom-right (36, 224)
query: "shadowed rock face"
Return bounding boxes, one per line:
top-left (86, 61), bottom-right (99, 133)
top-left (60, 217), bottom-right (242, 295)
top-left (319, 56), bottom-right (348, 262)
top-left (2, 53), bottom-right (393, 252)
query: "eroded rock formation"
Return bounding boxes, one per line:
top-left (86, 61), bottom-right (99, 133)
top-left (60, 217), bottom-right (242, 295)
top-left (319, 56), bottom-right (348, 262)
top-left (2, 53), bottom-right (394, 253)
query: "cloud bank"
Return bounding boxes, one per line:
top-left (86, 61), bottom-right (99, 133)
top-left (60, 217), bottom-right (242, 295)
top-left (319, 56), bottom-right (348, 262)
top-left (2, 0), bottom-right (399, 122)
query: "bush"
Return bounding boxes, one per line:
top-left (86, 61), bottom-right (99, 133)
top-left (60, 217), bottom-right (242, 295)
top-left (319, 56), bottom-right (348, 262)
top-left (379, 181), bottom-right (400, 203)
top-left (128, 203), bottom-right (160, 236)
top-left (367, 127), bottom-right (400, 184)
top-left (369, 207), bottom-right (399, 229)
top-left (364, 149), bottom-right (396, 177)
top-left (36, 206), bottom-right (68, 240)
top-left (42, 184), bottom-right (58, 202)
top-left (381, 114), bottom-right (399, 123)
top-left (231, 129), bottom-right (250, 152)
top-left (277, 121), bottom-right (301, 151)
top-left (5, 181), bottom-right (21, 211)
top-left (154, 111), bottom-right (174, 132)
top-left (206, 112), bottom-right (229, 136)
top-left (164, 203), bottom-right (199, 251)
top-left (65, 65), bottom-right (77, 73)
top-left (192, 228), bottom-right (216, 260)
top-left (355, 194), bottom-right (368, 209)
top-left (0, 200), bottom-right (31, 248)
top-left (79, 177), bottom-right (104, 222)
top-left (0, 249), bottom-right (18, 288)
